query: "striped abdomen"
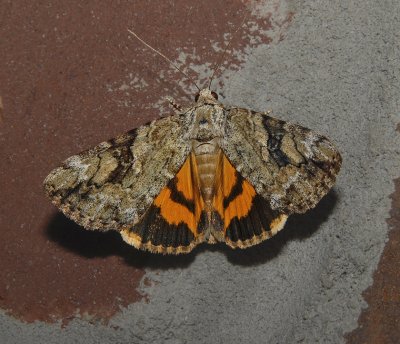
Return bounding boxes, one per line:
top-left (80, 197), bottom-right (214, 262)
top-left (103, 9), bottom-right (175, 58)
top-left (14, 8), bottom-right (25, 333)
top-left (192, 139), bottom-right (220, 212)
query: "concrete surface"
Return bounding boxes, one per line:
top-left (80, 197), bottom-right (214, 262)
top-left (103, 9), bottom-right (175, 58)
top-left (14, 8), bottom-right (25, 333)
top-left (1, 0), bottom-right (399, 343)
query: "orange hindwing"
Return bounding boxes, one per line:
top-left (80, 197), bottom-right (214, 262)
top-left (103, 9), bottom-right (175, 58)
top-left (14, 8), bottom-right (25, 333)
top-left (121, 153), bottom-right (205, 254)
top-left (212, 153), bottom-right (288, 248)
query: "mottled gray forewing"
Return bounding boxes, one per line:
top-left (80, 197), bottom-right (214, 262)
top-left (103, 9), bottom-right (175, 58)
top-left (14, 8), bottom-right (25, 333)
top-left (222, 108), bottom-right (342, 214)
top-left (44, 114), bottom-right (191, 231)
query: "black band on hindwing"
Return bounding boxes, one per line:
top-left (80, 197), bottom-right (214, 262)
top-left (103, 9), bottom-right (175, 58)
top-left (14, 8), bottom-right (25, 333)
top-left (222, 171), bottom-right (244, 209)
top-left (225, 194), bottom-right (282, 243)
top-left (168, 177), bottom-right (196, 214)
top-left (129, 204), bottom-right (196, 248)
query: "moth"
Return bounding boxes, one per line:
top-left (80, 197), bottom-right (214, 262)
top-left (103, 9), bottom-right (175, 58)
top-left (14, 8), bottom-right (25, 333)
top-left (44, 30), bottom-right (342, 255)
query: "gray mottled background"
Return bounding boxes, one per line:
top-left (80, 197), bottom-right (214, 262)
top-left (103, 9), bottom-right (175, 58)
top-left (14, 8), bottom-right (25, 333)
top-left (1, 0), bottom-right (399, 343)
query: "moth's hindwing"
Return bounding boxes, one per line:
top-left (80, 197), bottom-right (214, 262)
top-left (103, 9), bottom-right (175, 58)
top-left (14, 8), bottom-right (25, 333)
top-left (121, 153), bottom-right (207, 254)
top-left (212, 153), bottom-right (288, 248)
top-left (223, 108), bottom-right (342, 215)
top-left (43, 114), bottom-right (191, 232)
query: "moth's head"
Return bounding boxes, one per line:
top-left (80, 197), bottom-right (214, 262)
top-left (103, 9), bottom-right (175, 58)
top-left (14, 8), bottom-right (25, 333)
top-left (194, 89), bottom-right (219, 105)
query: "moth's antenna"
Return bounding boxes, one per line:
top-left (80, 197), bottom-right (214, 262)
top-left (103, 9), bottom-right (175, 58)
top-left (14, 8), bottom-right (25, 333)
top-left (207, 13), bottom-right (248, 90)
top-left (128, 29), bottom-right (201, 92)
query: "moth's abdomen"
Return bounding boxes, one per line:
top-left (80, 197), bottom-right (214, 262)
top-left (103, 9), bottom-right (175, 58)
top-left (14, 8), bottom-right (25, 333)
top-left (196, 153), bottom-right (219, 208)
top-left (192, 139), bottom-right (220, 211)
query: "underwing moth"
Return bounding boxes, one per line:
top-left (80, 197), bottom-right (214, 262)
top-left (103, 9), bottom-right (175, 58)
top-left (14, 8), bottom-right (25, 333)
top-left (44, 30), bottom-right (342, 255)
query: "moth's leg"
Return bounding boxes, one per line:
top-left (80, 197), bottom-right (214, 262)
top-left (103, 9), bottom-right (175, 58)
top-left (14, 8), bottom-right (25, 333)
top-left (263, 109), bottom-right (272, 115)
top-left (165, 96), bottom-right (183, 113)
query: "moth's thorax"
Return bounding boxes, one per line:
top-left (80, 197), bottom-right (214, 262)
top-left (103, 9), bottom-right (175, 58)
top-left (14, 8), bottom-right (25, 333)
top-left (188, 104), bottom-right (226, 142)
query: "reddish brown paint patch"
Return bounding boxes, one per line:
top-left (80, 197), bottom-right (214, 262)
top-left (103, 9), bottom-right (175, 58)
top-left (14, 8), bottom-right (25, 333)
top-left (0, 96), bottom-right (3, 123)
top-left (345, 130), bottom-right (400, 342)
top-left (0, 0), bottom-right (294, 324)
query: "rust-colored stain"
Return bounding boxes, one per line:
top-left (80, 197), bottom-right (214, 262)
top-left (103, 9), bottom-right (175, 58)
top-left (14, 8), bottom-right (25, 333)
top-left (0, 0), bottom-right (294, 324)
top-left (0, 96), bottom-right (3, 123)
top-left (345, 128), bottom-right (400, 343)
